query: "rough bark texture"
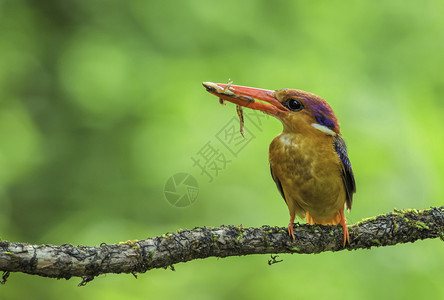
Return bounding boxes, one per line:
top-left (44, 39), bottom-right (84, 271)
top-left (1, 206), bottom-right (443, 285)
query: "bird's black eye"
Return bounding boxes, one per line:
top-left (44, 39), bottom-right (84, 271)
top-left (285, 99), bottom-right (303, 111)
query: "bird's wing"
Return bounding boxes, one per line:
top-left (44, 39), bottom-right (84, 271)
top-left (334, 135), bottom-right (356, 210)
top-left (270, 164), bottom-right (286, 204)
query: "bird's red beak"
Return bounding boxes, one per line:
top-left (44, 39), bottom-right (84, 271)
top-left (202, 82), bottom-right (289, 116)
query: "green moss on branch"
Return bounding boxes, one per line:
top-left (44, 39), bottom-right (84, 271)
top-left (0, 206), bottom-right (443, 285)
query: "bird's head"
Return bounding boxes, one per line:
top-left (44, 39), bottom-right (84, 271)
top-left (203, 82), bottom-right (340, 136)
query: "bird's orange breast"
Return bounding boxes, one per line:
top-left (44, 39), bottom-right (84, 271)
top-left (269, 127), bottom-right (346, 224)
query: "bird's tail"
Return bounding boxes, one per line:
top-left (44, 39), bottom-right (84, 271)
top-left (305, 211), bottom-right (341, 225)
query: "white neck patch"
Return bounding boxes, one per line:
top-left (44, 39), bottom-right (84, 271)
top-left (311, 123), bottom-right (336, 136)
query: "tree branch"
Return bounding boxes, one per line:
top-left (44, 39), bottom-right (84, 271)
top-left (1, 206), bottom-right (443, 285)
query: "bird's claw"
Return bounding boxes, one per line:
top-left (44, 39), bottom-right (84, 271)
top-left (288, 222), bottom-right (295, 241)
top-left (339, 209), bottom-right (349, 247)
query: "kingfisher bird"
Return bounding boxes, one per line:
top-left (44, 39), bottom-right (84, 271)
top-left (202, 82), bottom-right (356, 246)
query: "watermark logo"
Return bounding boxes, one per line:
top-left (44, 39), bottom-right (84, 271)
top-left (164, 173), bottom-right (199, 208)
top-left (164, 109), bottom-right (270, 207)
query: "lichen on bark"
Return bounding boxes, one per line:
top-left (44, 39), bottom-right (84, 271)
top-left (0, 206), bottom-right (443, 285)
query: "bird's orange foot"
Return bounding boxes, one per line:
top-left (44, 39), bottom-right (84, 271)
top-left (339, 210), bottom-right (349, 247)
top-left (288, 222), bottom-right (295, 240)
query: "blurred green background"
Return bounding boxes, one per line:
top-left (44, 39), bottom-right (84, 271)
top-left (1, 0), bottom-right (444, 299)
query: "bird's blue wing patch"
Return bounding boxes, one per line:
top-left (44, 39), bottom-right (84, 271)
top-left (334, 136), bottom-right (356, 210)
